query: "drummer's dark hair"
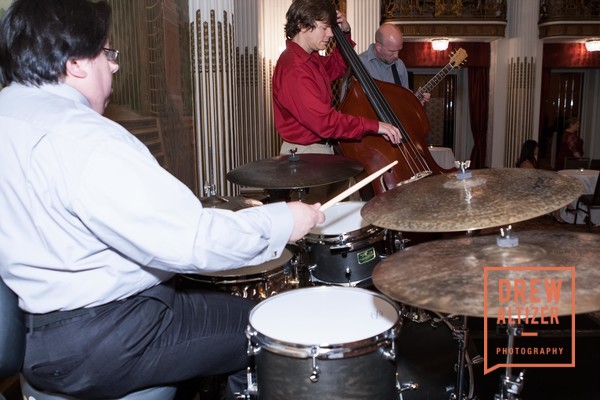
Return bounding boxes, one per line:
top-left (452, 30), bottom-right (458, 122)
top-left (0, 0), bottom-right (112, 86)
top-left (284, 0), bottom-right (337, 40)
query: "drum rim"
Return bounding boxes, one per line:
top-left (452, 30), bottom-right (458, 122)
top-left (246, 287), bottom-right (400, 359)
top-left (182, 248), bottom-right (294, 278)
top-left (305, 225), bottom-right (384, 245)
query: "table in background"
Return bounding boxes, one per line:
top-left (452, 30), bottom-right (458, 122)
top-left (557, 169), bottom-right (599, 224)
top-left (428, 146), bottom-right (456, 169)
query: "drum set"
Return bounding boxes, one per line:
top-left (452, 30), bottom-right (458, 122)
top-left (183, 152), bottom-right (599, 400)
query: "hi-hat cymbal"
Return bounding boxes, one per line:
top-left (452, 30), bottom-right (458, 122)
top-left (362, 168), bottom-right (583, 232)
top-left (226, 154), bottom-right (363, 189)
top-left (373, 231), bottom-right (600, 317)
top-left (200, 195), bottom-right (262, 211)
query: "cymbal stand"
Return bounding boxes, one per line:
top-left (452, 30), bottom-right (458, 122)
top-left (432, 313), bottom-right (478, 400)
top-left (291, 188), bottom-right (307, 202)
top-left (204, 183), bottom-right (217, 197)
top-left (494, 325), bottom-right (526, 400)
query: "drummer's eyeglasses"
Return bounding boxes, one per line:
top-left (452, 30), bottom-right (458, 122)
top-left (102, 47), bottom-right (120, 63)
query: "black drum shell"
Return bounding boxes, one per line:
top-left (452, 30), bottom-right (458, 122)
top-left (252, 345), bottom-right (398, 400)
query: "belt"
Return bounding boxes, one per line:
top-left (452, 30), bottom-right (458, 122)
top-left (315, 139), bottom-right (336, 145)
top-left (25, 301), bottom-right (117, 329)
top-left (24, 282), bottom-right (173, 329)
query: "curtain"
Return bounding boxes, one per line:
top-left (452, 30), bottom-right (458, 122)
top-left (468, 67), bottom-right (489, 169)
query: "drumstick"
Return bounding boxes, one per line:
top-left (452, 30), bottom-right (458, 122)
top-left (319, 160), bottom-right (399, 211)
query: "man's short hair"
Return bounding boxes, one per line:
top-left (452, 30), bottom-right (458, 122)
top-left (0, 0), bottom-right (112, 86)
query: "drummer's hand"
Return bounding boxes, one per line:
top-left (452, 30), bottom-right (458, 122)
top-left (377, 122), bottom-right (403, 144)
top-left (287, 202), bottom-right (325, 242)
top-left (336, 10), bottom-right (351, 33)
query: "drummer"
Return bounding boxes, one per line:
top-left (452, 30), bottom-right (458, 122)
top-left (272, 0), bottom-right (402, 201)
top-left (0, 0), bottom-right (324, 399)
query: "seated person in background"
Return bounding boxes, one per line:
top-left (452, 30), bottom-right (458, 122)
top-left (359, 24), bottom-right (430, 105)
top-left (0, 0), bottom-right (324, 398)
top-left (515, 139), bottom-right (538, 168)
top-left (556, 117), bottom-right (583, 169)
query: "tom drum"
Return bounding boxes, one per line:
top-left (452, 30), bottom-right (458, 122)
top-left (180, 247), bottom-right (299, 301)
top-left (305, 202), bottom-right (387, 287)
top-left (245, 286), bottom-right (401, 400)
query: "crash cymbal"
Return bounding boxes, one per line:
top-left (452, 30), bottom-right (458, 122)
top-left (362, 168), bottom-right (583, 232)
top-left (200, 195), bottom-right (262, 211)
top-left (373, 230), bottom-right (600, 317)
top-left (226, 153), bottom-right (363, 189)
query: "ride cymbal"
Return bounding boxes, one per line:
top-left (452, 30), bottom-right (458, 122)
top-left (362, 168), bottom-right (583, 232)
top-left (226, 153), bottom-right (363, 189)
top-left (372, 230), bottom-right (600, 317)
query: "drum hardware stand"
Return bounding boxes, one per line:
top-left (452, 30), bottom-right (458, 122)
top-left (431, 313), bottom-right (478, 400)
top-left (494, 324), bottom-right (526, 400)
top-left (383, 229), bottom-right (409, 254)
top-left (286, 252), bottom-right (303, 288)
top-left (397, 380), bottom-right (419, 395)
top-left (286, 148), bottom-right (307, 203)
top-left (400, 305), bottom-right (432, 323)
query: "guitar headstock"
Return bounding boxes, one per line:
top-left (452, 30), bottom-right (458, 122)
top-left (449, 48), bottom-right (468, 68)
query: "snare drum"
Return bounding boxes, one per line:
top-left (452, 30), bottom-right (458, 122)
top-left (246, 286), bottom-right (401, 400)
top-left (305, 202), bottom-right (386, 287)
top-left (180, 247), bottom-right (298, 301)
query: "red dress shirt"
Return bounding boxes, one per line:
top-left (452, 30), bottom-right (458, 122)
top-left (272, 38), bottom-right (379, 145)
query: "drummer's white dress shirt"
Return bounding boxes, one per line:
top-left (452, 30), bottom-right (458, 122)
top-left (0, 83), bottom-right (291, 313)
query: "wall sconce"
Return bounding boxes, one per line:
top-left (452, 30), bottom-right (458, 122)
top-left (585, 39), bottom-right (600, 52)
top-left (431, 38), bottom-right (449, 51)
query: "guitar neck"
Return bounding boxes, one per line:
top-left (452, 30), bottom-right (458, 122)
top-left (415, 62), bottom-right (455, 102)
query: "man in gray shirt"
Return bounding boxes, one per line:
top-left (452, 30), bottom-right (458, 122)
top-left (359, 24), bottom-right (430, 104)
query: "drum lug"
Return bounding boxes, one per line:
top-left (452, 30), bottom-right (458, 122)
top-left (344, 267), bottom-right (352, 282)
top-left (248, 344), bottom-right (261, 356)
top-left (309, 347), bottom-right (320, 383)
top-left (330, 242), bottom-right (352, 251)
top-left (247, 338), bottom-right (262, 357)
top-left (381, 347), bottom-right (395, 362)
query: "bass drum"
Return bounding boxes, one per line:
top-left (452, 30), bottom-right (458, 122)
top-left (246, 287), bottom-right (401, 400)
top-left (179, 246), bottom-right (300, 301)
top-left (395, 315), bottom-right (480, 400)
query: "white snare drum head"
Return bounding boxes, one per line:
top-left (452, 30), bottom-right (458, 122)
top-left (249, 287), bottom-right (398, 345)
top-left (200, 248), bottom-right (292, 277)
top-left (310, 202), bottom-right (369, 235)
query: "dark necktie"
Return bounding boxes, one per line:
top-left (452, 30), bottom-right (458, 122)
top-left (391, 63), bottom-right (401, 85)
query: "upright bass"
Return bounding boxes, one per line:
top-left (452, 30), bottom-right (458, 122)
top-left (333, 26), bottom-right (464, 196)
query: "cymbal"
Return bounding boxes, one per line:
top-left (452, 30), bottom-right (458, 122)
top-left (200, 195), bottom-right (262, 211)
top-left (362, 168), bottom-right (583, 232)
top-left (373, 231), bottom-right (600, 317)
top-left (226, 154), bottom-right (363, 189)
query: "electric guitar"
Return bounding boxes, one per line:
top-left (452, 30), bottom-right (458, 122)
top-left (415, 48), bottom-right (468, 103)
